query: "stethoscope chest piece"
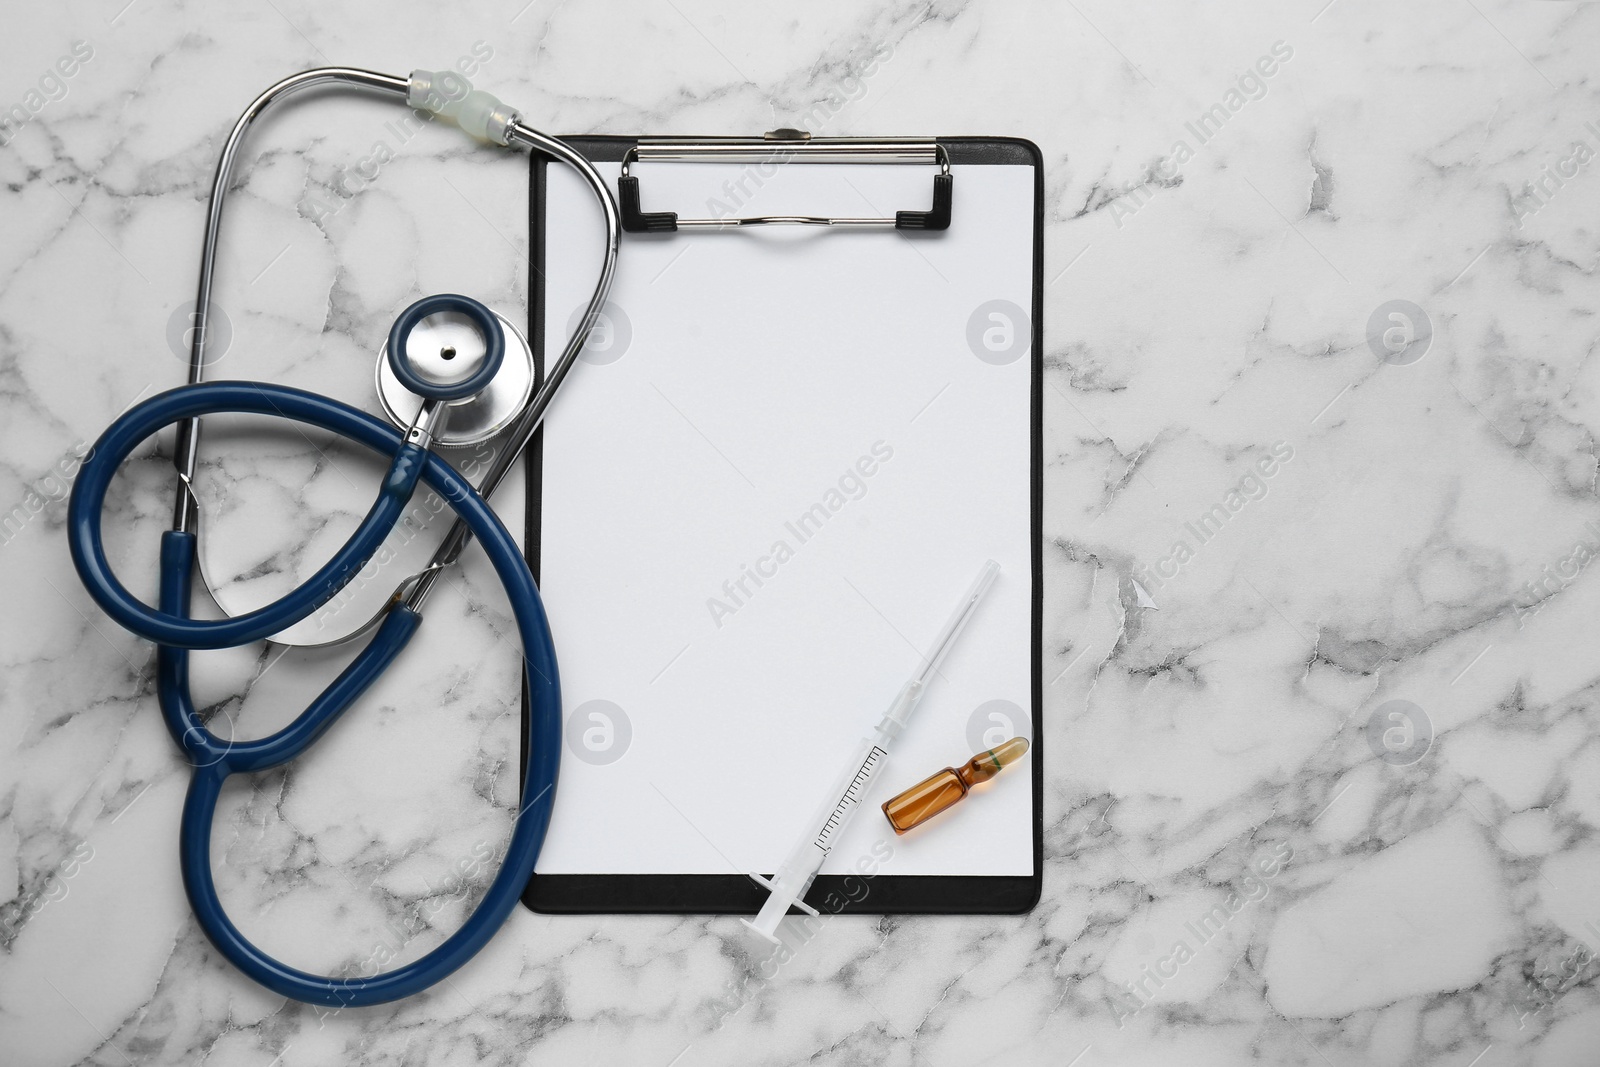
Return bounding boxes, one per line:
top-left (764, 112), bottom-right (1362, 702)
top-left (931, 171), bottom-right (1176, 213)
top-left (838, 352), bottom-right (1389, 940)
top-left (375, 304), bottom-right (535, 447)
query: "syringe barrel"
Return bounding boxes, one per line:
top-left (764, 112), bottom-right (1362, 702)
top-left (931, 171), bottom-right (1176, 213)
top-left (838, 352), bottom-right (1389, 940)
top-left (776, 736), bottom-right (889, 878)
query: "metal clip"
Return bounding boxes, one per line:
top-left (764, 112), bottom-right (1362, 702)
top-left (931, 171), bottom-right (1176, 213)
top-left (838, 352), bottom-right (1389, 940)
top-left (617, 133), bottom-right (952, 233)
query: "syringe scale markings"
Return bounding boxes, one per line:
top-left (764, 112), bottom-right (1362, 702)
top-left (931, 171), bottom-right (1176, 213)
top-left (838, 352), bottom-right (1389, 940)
top-left (815, 747), bottom-right (887, 850)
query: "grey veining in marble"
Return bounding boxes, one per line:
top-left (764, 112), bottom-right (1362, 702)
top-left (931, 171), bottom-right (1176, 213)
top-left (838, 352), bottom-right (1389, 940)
top-left (3, 0), bottom-right (1600, 1064)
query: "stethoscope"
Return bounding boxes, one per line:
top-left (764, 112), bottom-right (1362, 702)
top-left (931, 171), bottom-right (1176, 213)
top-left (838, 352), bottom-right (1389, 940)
top-left (66, 67), bottom-right (620, 1007)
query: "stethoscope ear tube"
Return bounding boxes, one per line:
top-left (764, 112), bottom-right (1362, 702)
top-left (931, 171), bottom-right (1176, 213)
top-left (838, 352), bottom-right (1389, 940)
top-left (73, 380), bottom-right (562, 1006)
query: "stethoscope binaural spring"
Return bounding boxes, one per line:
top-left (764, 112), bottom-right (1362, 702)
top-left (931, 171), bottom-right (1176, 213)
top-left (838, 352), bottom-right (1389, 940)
top-left (66, 67), bottom-right (619, 1007)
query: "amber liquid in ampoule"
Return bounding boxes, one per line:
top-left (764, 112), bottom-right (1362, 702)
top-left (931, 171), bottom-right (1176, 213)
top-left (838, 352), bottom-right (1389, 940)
top-left (881, 737), bottom-right (1029, 834)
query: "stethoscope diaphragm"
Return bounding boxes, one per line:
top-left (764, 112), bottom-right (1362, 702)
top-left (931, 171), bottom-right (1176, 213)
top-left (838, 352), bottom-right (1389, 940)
top-left (375, 307), bottom-right (536, 447)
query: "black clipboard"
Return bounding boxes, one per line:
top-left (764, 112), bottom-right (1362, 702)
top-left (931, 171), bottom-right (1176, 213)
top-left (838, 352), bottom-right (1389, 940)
top-left (519, 136), bottom-right (1043, 916)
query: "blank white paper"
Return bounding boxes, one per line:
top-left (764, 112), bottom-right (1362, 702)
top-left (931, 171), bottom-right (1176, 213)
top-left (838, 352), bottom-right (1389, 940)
top-left (533, 156), bottom-right (1036, 878)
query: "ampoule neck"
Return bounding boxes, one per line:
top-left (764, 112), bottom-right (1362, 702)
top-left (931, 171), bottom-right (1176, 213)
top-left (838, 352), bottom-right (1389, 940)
top-left (958, 737), bottom-right (1030, 786)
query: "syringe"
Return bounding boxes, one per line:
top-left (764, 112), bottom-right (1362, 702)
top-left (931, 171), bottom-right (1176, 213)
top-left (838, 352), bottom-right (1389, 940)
top-left (743, 559), bottom-right (1001, 944)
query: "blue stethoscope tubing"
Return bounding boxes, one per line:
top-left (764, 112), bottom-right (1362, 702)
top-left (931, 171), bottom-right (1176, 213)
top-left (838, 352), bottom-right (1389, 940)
top-left (67, 380), bottom-right (562, 1007)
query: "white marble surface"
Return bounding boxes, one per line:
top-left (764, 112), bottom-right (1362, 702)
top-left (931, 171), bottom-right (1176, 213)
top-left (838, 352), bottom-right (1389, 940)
top-left (2, 0), bottom-right (1599, 1064)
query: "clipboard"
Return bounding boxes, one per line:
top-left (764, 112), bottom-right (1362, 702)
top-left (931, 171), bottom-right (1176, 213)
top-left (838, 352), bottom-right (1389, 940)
top-left (519, 134), bottom-right (1043, 915)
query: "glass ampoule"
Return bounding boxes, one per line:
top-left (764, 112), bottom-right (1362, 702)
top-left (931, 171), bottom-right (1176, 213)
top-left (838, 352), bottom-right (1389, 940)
top-left (881, 736), bottom-right (1029, 835)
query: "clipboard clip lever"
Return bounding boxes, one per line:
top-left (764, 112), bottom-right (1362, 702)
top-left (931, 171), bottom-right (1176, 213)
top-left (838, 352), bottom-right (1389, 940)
top-left (618, 132), bottom-right (952, 234)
